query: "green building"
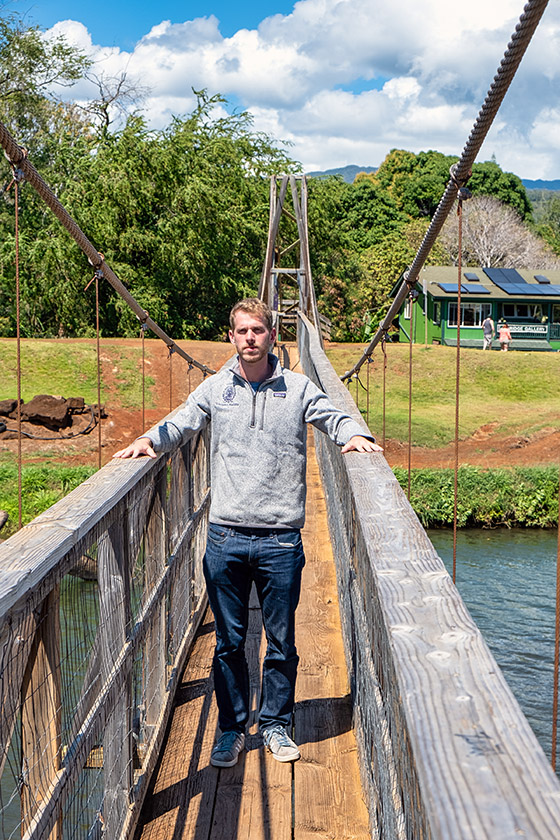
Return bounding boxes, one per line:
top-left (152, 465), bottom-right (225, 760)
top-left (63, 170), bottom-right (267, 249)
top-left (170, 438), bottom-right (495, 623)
top-left (394, 266), bottom-right (560, 350)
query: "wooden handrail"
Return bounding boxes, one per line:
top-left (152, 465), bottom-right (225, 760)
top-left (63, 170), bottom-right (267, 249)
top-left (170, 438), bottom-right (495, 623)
top-left (298, 312), bottom-right (560, 840)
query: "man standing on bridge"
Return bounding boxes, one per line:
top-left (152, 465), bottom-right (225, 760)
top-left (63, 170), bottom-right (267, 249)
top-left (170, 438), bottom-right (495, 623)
top-left (114, 298), bottom-right (381, 767)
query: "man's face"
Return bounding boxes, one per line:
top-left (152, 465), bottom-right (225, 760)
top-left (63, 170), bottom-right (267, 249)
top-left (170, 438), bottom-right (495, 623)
top-left (229, 310), bottom-right (275, 365)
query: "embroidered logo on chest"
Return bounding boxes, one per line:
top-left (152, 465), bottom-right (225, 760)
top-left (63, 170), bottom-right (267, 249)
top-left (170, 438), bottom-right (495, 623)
top-left (273, 391), bottom-right (286, 398)
top-left (222, 385), bottom-right (236, 404)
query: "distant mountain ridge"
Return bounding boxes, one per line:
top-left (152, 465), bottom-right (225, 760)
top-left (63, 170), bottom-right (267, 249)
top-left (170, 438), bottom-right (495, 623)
top-left (306, 165), bottom-right (560, 191)
top-left (306, 164), bottom-right (377, 183)
top-left (523, 179), bottom-right (560, 191)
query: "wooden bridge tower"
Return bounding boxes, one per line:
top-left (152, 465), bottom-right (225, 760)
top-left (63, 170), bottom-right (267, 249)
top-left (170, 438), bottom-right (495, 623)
top-left (258, 175), bottom-right (329, 344)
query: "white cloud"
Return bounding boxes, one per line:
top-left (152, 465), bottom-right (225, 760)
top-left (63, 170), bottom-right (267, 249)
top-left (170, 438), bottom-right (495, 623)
top-left (47, 0), bottom-right (560, 177)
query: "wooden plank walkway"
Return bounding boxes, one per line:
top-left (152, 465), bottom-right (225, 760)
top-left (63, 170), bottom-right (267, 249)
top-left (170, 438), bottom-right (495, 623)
top-left (134, 428), bottom-right (371, 840)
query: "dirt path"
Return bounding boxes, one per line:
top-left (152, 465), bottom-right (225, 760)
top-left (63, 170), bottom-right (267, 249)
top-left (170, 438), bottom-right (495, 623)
top-left (384, 426), bottom-right (560, 469)
top-left (2, 338), bottom-right (556, 470)
top-left (0, 340), bottom-right (236, 468)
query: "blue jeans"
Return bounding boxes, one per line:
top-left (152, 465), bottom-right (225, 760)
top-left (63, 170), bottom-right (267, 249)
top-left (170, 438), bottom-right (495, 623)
top-left (203, 523), bottom-right (305, 734)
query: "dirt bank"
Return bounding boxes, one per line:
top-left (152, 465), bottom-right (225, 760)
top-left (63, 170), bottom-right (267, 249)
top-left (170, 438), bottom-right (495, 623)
top-left (2, 338), bottom-right (556, 470)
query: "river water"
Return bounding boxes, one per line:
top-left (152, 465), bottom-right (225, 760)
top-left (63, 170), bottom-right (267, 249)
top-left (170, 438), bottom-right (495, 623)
top-left (429, 527), bottom-right (558, 761)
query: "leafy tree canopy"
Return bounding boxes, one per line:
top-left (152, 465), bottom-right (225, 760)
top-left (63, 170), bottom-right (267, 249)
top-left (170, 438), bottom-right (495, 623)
top-left (365, 149), bottom-right (532, 221)
top-left (0, 11), bottom-right (89, 144)
top-left (0, 90), bottom-right (298, 339)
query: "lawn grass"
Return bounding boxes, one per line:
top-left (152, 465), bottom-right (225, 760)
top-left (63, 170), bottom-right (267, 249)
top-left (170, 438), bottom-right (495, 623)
top-left (326, 343), bottom-right (560, 447)
top-left (0, 462), bottom-right (96, 538)
top-left (0, 339), bottom-right (155, 408)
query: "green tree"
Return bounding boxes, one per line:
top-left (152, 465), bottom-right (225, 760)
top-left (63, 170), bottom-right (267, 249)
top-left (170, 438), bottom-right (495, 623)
top-left (339, 175), bottom-right (407, 248)
top-left (0, 93), bottom-right (298, 339)
top-left (467, 160), bottom-right (532, 221)
top-left (356, 219), bottom-right (447, 336)
top-left (368, 149), bottom-right (532, 221)
top-left (0, 11), bottom-right (89, 143)
top-left (537, 194), bottom-right (560, 255)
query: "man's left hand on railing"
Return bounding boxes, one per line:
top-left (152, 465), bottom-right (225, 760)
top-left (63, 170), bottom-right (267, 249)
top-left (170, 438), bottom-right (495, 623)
top-left (341, 435), bottom-right (383, 453)
top-left (113, 436), bottom-right (157, 459)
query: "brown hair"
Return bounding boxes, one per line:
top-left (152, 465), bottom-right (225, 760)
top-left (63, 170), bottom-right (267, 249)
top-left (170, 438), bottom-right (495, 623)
top-left (229, 298), bottom-right (273, 331)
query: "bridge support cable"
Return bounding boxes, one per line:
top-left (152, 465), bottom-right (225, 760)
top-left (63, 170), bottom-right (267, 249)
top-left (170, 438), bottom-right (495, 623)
top-left (6, 161), bottom-right (24, 529)
top-left (341, 0), bottom-right (550, 383)
top-left (0, 120), bottom-right (215, 377)
top-left (259, 174), bottom-right (329, 345)
top-left (407, 292), bottom-right (416, 501)
top-left (554, 485), bottom-right (560, 770)
top-left (83, 269), bottom-right (105, 470)
top-left (381, 335), bottom-right (388, 451)
top-left (452, 193), bottom-right (470, 583)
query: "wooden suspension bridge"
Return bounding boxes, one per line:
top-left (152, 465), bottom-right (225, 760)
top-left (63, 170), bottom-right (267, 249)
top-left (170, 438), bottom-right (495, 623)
top-left (1, 1), bottom-right (560, 837)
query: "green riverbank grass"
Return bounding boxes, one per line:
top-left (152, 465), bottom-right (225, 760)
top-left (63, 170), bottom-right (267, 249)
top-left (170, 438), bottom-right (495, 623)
top-left (326, 343), bottom-right (560, 447)
top-left (0, 462), bottom-right (96, 538)
top-left (394, 466), bottom-right (558, 528)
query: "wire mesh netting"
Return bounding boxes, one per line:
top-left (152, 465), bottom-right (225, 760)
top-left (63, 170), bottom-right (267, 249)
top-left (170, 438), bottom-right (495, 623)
top-left (0, 430), bottom-right (210, 839)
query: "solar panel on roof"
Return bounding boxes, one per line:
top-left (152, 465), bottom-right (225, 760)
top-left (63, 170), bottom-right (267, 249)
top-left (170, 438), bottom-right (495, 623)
top-left (483, 267), bottom-right (528, 285)
top-left (464, 272), bottom-right (479, 281)
top-left (462, 284), bottom-right (490, 294)
top-left (483, 267), bottom-right (506, 283)
top-left (488, 278), bottom-right (550, 296)
top-left (535, 274), bottom-right (551, 284)
top-left (509, 284), bottom-right (538, 295)
top-left (437, 283), bottom-right (463, 293)
top-left (490, 279), bottom-right (514, 294)
top-left (500, 268), bottom-right (526, 283)
top-left (538, 284), bottom-right (560, 295)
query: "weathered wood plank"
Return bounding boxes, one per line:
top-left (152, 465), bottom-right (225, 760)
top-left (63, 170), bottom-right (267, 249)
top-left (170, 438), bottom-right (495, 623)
top-left (0, 612), bottom-right (37, 779)
top-left (134, 609), bottom-right (219, 840)
top-left (145, 467), bottom-right (168, 738)
top-left (294, 430), bottom-right (370, 840)
top-left (21, 588), bottom-right (62, 840)
top-left (98, 517), bottom-right (133, 836)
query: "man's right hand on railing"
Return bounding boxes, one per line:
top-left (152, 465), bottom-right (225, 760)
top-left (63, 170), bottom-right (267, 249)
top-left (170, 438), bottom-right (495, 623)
top-left (113, 437), bottom-right (157, 459)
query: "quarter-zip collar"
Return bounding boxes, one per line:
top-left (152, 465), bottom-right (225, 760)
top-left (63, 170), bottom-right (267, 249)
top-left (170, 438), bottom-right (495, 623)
top-left (225, 353), bottom-right (282, 428)
top-left (226, 352), bottom-right (283, 388)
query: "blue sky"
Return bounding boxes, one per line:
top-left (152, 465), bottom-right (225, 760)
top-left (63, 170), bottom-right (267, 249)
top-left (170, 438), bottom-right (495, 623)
top-left (21, 0), bottom-right (297, 47)
top-left (8, 0), bottom-right (560, 178)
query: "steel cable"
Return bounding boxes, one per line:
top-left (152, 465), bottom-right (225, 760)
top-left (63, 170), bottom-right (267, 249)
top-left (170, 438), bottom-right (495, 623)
top-left (95, 273), bottom-right (102, 470)
top-left (13, 176), bottom-right (22, 529)
top-left (407, 294), bottom-right (414, 500)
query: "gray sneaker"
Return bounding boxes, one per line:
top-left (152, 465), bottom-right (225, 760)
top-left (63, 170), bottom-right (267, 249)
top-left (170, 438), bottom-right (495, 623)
top-left (262, 725), bottom-right (300, 762)
top-left (210, 731), bottom-right (245, 767)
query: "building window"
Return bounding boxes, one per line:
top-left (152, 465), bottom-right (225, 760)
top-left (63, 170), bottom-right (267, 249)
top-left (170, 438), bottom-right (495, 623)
top-left (432, 301), bottom-right (441, 326)
top-left (448, 302), bottom-right (492, 328)
top-left (403, 299), bottom-right (411, 319)
top-left (500, 302), bottom-right (543, 320)
top-left (553, 305), bottom-right (560, 324)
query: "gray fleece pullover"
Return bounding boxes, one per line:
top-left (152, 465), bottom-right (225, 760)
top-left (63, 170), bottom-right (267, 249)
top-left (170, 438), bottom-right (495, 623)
top-left (146, 353), bottom-right (372, 529)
